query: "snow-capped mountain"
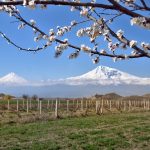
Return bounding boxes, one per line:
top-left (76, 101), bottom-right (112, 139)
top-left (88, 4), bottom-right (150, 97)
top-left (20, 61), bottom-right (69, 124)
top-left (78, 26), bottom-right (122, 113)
top-left (0, 66), bottom-right (150, 97)
top-left (0, 72), bottom-right (28, 85)
top-left (66, 66), bottom-right (150, 85)
top-left (1, 66), bottom-right (150, 86)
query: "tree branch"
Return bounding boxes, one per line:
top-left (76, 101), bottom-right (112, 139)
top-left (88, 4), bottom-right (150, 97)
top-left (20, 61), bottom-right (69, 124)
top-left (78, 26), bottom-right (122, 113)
top-left (0, 1), bottom-right (115, 10)
top-left (108, 0), bottom-right (150, 19)
top-left (0, 31), bottom-right (43, 52)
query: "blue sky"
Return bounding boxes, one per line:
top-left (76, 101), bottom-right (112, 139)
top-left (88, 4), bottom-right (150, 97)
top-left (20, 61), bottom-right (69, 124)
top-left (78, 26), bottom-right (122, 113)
top-left (0, 3), bottom-right (150, 80)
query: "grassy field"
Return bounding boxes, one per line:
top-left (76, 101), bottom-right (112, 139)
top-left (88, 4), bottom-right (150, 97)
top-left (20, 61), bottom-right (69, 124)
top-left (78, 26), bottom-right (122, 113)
top-left (0, 112), bottom-right (150, 150)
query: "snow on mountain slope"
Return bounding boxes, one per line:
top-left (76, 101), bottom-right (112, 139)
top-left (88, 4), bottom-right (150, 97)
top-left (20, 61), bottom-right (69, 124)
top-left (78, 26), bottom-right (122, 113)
top-left (1, 66), bottom-right (150, 86)
top-left (66, 66), bottom-right (150, 85)
top-left (0, 72), bottom-right (28, 85)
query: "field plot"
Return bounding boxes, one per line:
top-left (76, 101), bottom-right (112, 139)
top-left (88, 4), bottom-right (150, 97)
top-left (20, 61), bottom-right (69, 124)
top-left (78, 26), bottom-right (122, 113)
top-left (0, 98), bottom-right (150, 119)
top-left (0, 98), bottom-right (150, 149)
top-left (0, 112), bottom-right (150, 150)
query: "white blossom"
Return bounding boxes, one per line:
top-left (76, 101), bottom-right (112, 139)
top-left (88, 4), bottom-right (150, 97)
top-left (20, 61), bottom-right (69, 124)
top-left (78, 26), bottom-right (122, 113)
top-left (80, 7), bottom-right (88, 16)
top-left (131, 17), bottom-right (150, 29)
top-left (141, 42), bottom-right (150, 51)
top-left (23, 0), bottom-right (27, 6)
top-left (55, 43), bottom-right (68, 52)
top-left (49, 35), bottom-right (56, 42)
top-left (100, 49), bottom-right (107, 54)
top-left (129, 40), bottom-right (137, 48)
top-left (116, 29), bottom-right (124, 38)
top-left (69, 50), bottom-right (79, 59)
top-left (108, 42), bottom-right (119, 51)
top-left (49, 29), bottom-right (55, 36)
top-left (28, 0), bottom-right (36, 9)
top-left (124, 54), bottom-right (129, 60)
top-left (43, 35), bottom-right (48, 39)
top-left (81, 44), bottom-right (91, 53)
top-left (131, 50), bottom-right (138, 56)
top-left (46, 41), bottom-right (52, 46)
top-left (76, 28), bottom-right (85, 37)
top-left (34, 37), bottom-right (38, 42)
top-left (18, 23), bottom-right (25, 30)
top-left (113, 57), bottom-right (118, 62)
top-left (70, 6), bottom-right (76, 12)
top-left (30, 19), bottom-right (36, 26)
top-left (71, 20), bottom-right (77, 26)
top-left (92, 56), bottom-right (99, 64)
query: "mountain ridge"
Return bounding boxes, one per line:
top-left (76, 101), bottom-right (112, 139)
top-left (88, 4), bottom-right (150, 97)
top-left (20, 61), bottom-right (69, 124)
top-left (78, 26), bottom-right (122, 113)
top-left (0, 66), bottom-right (150, 86)
top-left (0, 66), bottom-right (150, 97)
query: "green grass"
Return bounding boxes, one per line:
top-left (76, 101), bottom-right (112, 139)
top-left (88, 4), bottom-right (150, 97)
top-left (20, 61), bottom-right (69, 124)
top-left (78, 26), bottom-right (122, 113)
top-left (0, 112), bottom-right (150, 150)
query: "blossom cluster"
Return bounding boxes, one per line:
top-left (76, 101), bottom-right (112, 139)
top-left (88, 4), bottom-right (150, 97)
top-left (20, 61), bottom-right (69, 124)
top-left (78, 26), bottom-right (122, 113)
top-left (0, 0), bottom-right (150, 63)
top-left (77, 18), bottom-right (110, 43)
top-left (131, 17), bottom-right (150, 29)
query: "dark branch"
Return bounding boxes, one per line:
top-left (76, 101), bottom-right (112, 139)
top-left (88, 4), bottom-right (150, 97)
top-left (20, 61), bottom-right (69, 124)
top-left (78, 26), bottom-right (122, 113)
top-left (108, 0), bottom-right (150, 19)
top-left (0, 1), bottom-right (115, 10)
top-left (0, 31), bottom-right (43, 52)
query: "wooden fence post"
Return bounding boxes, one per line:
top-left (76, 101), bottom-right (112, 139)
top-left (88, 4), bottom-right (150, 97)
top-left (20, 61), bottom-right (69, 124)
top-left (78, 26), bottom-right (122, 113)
top-left (129, 100), bottom-right (131, 111)
top-left (51, 100), bottom-right (53, 110)
top-left (23, 99), bottom-right (24, 109)
top-left (117, 100), bottom-right (120, 110)
top-left (146, 100), bottom-right (149, 111)
top-left (81, 100), bottom-right (83, 111)
top-left (40, 100), bottom-right (42, 115)
top-left (148, 100), bottom-right (150, 110)
top-left (47, 100), bottom-right (50, 109)
top-left (55, 99), bottom-right (58, 118)
top-left (86, 100), bottom-right (88, 109)
top-left (37, 98), bottom-right (40, 110)
top-left (7, 100), bottom-right (10, 110)
top-left (67, 100), bottom-right (69, 112)
top-left (77, 100), bottom-right (79, 108)
top-left (96, 101), bottom-right (99, 114)
top-left (73, 100), bottom-right (75, 108)
top-left (123, 101), bottom-right (126, 111)
top-left (143, 100), bottom-right (146, 110)
top-left (17, 99), bottom-right (19, 111)
top-left (27, 99), bottom-right (29, 114)
top-left (109, 100), bottom-right (111, 111)
top-left (100, 99), bottom-right (103, 114)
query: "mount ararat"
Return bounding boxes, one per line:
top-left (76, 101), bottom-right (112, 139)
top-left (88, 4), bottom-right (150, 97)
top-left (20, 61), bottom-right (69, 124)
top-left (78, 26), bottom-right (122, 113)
top-left (0, 66), bottom-right (150, 97)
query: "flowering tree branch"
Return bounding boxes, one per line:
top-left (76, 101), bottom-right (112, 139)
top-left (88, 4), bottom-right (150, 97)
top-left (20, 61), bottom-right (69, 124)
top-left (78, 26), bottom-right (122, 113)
top-left (0, 0), bottom-right (150, 64)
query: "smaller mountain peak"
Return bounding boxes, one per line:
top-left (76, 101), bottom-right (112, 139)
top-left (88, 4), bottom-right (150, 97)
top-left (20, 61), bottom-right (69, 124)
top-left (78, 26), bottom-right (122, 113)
top-left (7, 72), bottom-right (17, 76)
top-left (0, 72), bottom-right (28, 85)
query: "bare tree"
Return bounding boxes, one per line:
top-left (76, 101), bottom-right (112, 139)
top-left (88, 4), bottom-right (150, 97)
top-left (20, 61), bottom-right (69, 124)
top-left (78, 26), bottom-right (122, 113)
top-left (22, 94), bottom-right (29, 100)
top-left (0, 0), bottom-right (150, 63)
top-left (32, 94), bottom-right (38, 101)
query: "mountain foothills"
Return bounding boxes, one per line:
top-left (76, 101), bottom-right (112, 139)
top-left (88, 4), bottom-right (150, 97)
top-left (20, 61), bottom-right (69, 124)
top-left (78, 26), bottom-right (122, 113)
top-left (0, 66), bottom-right (150, 97)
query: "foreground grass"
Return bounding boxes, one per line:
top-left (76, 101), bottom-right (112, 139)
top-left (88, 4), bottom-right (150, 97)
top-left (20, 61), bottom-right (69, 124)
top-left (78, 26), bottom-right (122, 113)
top-left (0, 112), bottom-right (150, 150)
